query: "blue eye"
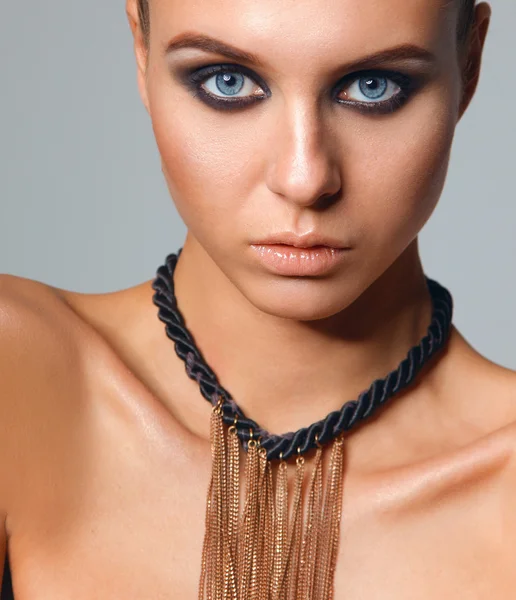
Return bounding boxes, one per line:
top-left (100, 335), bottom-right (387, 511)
top-left (212, 72), bottom-right (245, 96)
top-left (334, 71), bottom-right (414, 111)
top-left (211, 73), bottom-right (245, 96)
top-left (184, 64), bottom-right (415, 114)
top-left (186, 64), bottom-right (268, 109)
top-left (345, 75), bottom-right (401, 102)
top-left (356, 76), bottom-right (390, 101)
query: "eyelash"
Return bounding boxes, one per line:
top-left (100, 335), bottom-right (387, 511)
top-left (183, 63), bottom-right (419, 115)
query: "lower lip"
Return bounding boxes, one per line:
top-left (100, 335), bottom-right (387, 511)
top-left (250, 244), bottom-right (351, 276)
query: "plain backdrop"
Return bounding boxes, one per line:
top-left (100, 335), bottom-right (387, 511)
top-left (0, 2), bottom-right (514, 368)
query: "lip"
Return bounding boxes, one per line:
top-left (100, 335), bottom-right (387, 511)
top-left (252, 232), bottom-right (349, 249)
top-left (250, 243), bottom-right (351, 276)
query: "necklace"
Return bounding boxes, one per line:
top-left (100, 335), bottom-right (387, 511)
top-left (152, 248), bottom-right (453, 600)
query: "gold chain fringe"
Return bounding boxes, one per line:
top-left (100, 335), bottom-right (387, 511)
top-left (199, 401), bottom-right (345, 599)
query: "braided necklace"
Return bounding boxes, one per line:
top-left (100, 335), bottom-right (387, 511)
top-left (152, 248), bottom-right (453, 600)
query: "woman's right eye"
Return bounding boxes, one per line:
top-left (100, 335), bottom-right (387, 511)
top-left (186, 64), bottom-right (269, 110)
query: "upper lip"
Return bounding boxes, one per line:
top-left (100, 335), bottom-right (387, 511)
top-left (252, 232), bottom-right (350, 249)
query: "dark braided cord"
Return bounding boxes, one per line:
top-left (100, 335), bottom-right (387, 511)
top-left (152, 248), bottom-right (453, 460)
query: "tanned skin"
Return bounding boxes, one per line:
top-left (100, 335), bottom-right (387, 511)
top-left (3, 1), bottom-right (516, 598)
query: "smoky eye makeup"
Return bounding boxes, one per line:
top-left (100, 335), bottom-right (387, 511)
top-left (332, 69), bottom-right (423, 114)
top-left (171, 61), bottom-right (426, 115)
top-left (173, 62), bottom-right (271, 111)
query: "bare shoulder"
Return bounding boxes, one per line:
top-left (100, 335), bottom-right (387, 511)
top-left (458, 343), bottom-right (516, 509)
top-left (0, 273), bottom-right (155, 354)
top-left (0, 273), bottom-right (86, 361)
top-left (0, 274), bottom-right (96, 511)
top-left (441, 326), bottom-right (516, 460)
top-left (0, 273), bottom-right (161, 437)
top-left (452, 327), bottom-right (516, 420)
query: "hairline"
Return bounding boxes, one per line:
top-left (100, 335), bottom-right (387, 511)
top-left (137, 0), bottom-right (476, 55)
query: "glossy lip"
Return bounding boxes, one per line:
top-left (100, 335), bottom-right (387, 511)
top-left (250, 243), bottom-right (351, 276)
top-left (252, 231), bottom-right (350, 249)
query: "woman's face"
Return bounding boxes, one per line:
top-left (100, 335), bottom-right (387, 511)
top-left (138, 0), bottom-right (473, 320)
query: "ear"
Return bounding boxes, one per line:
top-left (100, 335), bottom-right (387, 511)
top-left (457, 2), bottom-right (492, 120)
top-left (126, 0), bottom-right (150, 115)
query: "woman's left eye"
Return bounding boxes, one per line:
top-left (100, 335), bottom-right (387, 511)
top-left (336, 73), bottom-right (408, 107)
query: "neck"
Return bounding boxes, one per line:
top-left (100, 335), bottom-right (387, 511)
top-left (173, 235), bottom-right (432, 436)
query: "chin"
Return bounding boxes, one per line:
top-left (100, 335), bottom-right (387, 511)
top-left (234, 274), bottom-right (363, 322)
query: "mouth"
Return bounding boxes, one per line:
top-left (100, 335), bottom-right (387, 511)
top-left (252, 232), bottom-right (349, 250)
top-left (249, 243), bottom-right (351, 276)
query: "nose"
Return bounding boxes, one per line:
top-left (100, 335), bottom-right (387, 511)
top-left (265, 100), bottom-right (342, 209)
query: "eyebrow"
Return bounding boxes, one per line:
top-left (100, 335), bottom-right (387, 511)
top-left (164, 32), bottom-right (438, 71)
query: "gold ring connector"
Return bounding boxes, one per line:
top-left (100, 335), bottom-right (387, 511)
top-left (228, 413), bottom-right (238, 435)
top-left (248, 428), bottom-right (257, 449)
top-left (296, 446), bottom-right (305, 466)
top-left (213, 396), bottom-right (224, 415)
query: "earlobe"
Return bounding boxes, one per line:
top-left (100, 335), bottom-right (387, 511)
top-left (137, 65), bottom-right (151, 116)
top-left (458, 53), bottom-right (478, 119)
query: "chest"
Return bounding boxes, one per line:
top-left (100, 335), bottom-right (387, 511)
top-left (6, 384), bottom-right (516, 599)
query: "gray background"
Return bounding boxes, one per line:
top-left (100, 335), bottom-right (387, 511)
top-left (0, 2), bottom-right (514, 368)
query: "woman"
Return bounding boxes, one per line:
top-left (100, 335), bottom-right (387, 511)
top-left (2, 0), bottom-right (513, 598)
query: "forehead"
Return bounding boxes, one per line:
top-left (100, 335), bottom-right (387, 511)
top-left (153, 0), bottom-right (458, 59)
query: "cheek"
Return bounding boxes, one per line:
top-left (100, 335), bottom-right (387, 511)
top-left (148, 65), bottom-right (458, 268)
top-left (147, 76), bottom-right (261, 246)
top-left (346, 82), bottom-right (458, 259)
